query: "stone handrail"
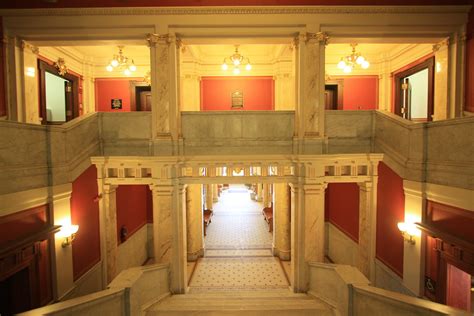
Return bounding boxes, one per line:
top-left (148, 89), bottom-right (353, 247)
top-left (18, 287), bottom-right (130, 316)
top-left (374, 110), bottom-right (474, 189)
top-left (351, 284), bottom-right (470, 316)
top-left (308, 262), bottom-right (470, 316)
top-left (19, 263), bottom-right (170, 316)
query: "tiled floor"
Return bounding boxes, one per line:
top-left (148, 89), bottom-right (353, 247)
top-left (189, 185), bottom-right (290, 292)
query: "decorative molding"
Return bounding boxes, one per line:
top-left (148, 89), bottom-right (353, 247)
top-left (146, 33), bottom-right (170, 47)
top-left (0, 6), bottom-right (470, 17)
top-left (432, 38), bottom-right (449, 53)
top-left (20, 40), bottom-right (39, 55)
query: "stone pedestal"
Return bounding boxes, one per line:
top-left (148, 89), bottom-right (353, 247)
top-left (273, 183), bottom-right (291, 260)
top-left (186, 184), bottom-right (203, 261)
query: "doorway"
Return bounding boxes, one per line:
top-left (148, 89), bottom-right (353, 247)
top-left (130, 81), bottom-right (152, 111)
top-left (324, 80), bottom-right (344, 110)
top-left (38, 60), bottom-right (79, 124)
top-left (394, 57), bottom-right (434, 121)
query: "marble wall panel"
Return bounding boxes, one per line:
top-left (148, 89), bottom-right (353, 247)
top-left (116, 224), bottom-right (148, 274)
top-left (327, 223), bottom-right (358, 267)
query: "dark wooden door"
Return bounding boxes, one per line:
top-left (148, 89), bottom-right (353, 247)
top-left (139, 91), bottom-right (152, 111)
top-left (325, 89), bottom-right (336, 110)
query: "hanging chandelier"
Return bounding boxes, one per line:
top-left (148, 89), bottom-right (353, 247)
top-left (337, 43), bottom-right (370, 73)
top-left (105, 46), bottom-right (137, 76)
top-left (221, 45), bottom-right (252, 75)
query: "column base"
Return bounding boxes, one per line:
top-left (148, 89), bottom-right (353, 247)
top-left (272, 246), bottom-right (291, 261)
top-left (187, 248), bottom-right (204, 262)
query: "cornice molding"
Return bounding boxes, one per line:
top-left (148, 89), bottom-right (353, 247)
top-left (20, 40), bottom-right (39, 55)
top-left (0, 5), bottom-right (471, 17)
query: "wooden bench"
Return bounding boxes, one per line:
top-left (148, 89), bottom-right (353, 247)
top-left (262, 206), bottom-right (273, 232)
top-left (203, 209), bottom-right (213, 236)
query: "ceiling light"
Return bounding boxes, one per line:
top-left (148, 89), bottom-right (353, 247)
top-left (222, 45), bottom-right (251, 75)
top-left (106, 46), bottom-right (137, 75)
top-left (337, 43), bottom-right (370, 73)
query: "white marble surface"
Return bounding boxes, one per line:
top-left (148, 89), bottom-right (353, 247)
top-left (327, 223), bottom-right (358, 267)
top-left (117, 224), bottom-right (149, 274)
top-left (186, 184), bottom-right (203, 261)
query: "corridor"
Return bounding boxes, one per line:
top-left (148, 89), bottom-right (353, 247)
top-left (188, 185), bottom-right (290, 292)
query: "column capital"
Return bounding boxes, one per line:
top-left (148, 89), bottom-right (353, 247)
top-left (432, 38), bottom-right (449, 52)
top-left (303, 183), bottom-right (327, 194)
top-left (103, 184), bottom-right (118, 194)
top-left (20, 40), bottom-right (39, 55)
top-left (146, 33), bottom-right (171, 47)
top-left (357, 181), bottom-right (373, 191)
top-left (306, 32), bottom-right (329, 46)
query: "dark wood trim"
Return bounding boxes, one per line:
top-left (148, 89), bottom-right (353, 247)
top-left (394, 57), bottom-right (434, 121)
top-left (38, 60), bottom-right (79, 124)
top-left (416, 222), bottom-right (474, 253)
top-left (0, 225), bottom-right (60, 259)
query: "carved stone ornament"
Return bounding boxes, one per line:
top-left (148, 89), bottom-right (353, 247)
top-left (146, 33), bottom-right (170, 47)
top-left (306, 32), bottom-right (329, 45)
top-left (432, 38), bottom-right (449, 52)
top-left (20, 40), bottom-right (39, 55)
top-left (54, 58), bottom-right (68, 76)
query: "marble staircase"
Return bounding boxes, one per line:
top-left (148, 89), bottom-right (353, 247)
top-left (145, 290), bottom-right (338, 315)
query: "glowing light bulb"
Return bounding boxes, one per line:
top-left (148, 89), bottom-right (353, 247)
top-left (397, 222), bottom-right (407, 232)
top-left (233, 58), bottom-right (240, 66)
top-left (222, 63), bottom-right (228, 71)
top-left (124, 69), bottom-right (131, 76)
top-left (343, 65), bottom-right (352, 73)
top-left (129, 64), bottom-right (137, 72)
top-left (356, 55), bottom-right (365, 65)
top-left (111, 59), bottom-right (119, 67)
top-left (233, 67), bottom-right (240, 75)
top-left (106, 65), bottom-right (113, 72)
top-left (245, 64), bottom-right (252, 71)
top-left (337, 59), bottom-right (346, 69)
top-left (361, 60), bottom-right (370, 69)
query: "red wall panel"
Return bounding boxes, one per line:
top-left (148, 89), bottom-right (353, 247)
top-left (1, 0), bottom-right (471, 8)
top-left (200, 76), bottom-right (274, 111)
top-left (0, 205), bottom-right (48, 248)
top-left (116, 185), bottom-right (150, 244)
top-left (325, 183), bottom-right (360, 242)
top-left (376, 162), bottom-right (404, 276)
top-left (342, 76), bottom-right (378, 110)
top-left (95, 78), bottom-right (136, 112)
top-left (71, 165), bottom-right (101, 281)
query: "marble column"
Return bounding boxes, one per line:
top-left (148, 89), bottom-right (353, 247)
top-left (256, 183), bottom-right (263, 202)
top-left (101, 184), bottom-right (118, 284)
top-left (212, 184), bottom-right (218, 203)
top-left (294, 32), bottom-right (328, 154)
top-left (147, 33), bottom-right (180, 155)
top-left (186, 184), bottom-right (203, 261)
top-left (358, 181), bottom-right (377, 283)
top-left (290, 182), bottom-right (326, 292)
top-left (433, 39), bottom-right (449, 121)
top-left (273, 183), bottom-right (291, 260)
top-left (150, 183), bottom-right (187, 293)
top-left (205, 184), bottom-right (213, 210)
top-left (263, 183), bottom-right (270, 207)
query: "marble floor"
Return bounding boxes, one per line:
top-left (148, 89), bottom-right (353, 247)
top-left (188, 185), bottom-right (290, 292)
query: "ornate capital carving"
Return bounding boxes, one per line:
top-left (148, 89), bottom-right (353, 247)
top-left (146, 33), bottom-right (170, 47)
top-left (432, 38), bottom-right (449, 52)
top-left (20, 40), bottom-right (39, 55)
top-left (306, 32), bottom-right (329, 46)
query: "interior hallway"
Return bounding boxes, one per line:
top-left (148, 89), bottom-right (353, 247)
top-left (188, 184), bottom-right (290, 292)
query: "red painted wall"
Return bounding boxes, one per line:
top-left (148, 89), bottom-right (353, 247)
top-left (95, 78), bottom-right (134, 112)
top-left (446, 263), bottom-right (472, 312)
top-left (342, 76), bottom-right (378, 110)
top-left (1, 0), bottom-right (471, 8)
top-left (0, 205), bottom-right (48, 247)
top-left (71, 165), bottom-right (101, 281)
top-left (0, 17), bottom-right (6, 117)
top-left (465, 8), bottom-right (474, 113)
top-left (376, 162), bottom-right (404, 276)
top-left (325, 183), bottom-right (359, 242)
top-left (200, 76), bottom-right (274, 111)
top-left (116, 185), bottom-right (151, 244)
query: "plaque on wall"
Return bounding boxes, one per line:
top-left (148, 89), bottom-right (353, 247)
top-left (111, 98), bottom-right (122, 110)
top-left (231, 90), bottom-right (244, 108)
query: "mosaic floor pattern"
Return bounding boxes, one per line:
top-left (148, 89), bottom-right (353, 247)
top-left (189, 185), bottom-right (290, 292)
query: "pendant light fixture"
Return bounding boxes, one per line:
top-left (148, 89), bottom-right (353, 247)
top-left (221, 45), bottom-right (252, 75)
top-left (106, 46), bottom-right (137, 76)
top-left (337, 43), bottom-right (370, 73)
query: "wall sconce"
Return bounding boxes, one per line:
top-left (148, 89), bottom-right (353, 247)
top-left (57, 224), bottom-right (79, 247)
top-left (397, 222), bottom-right (420, 245)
